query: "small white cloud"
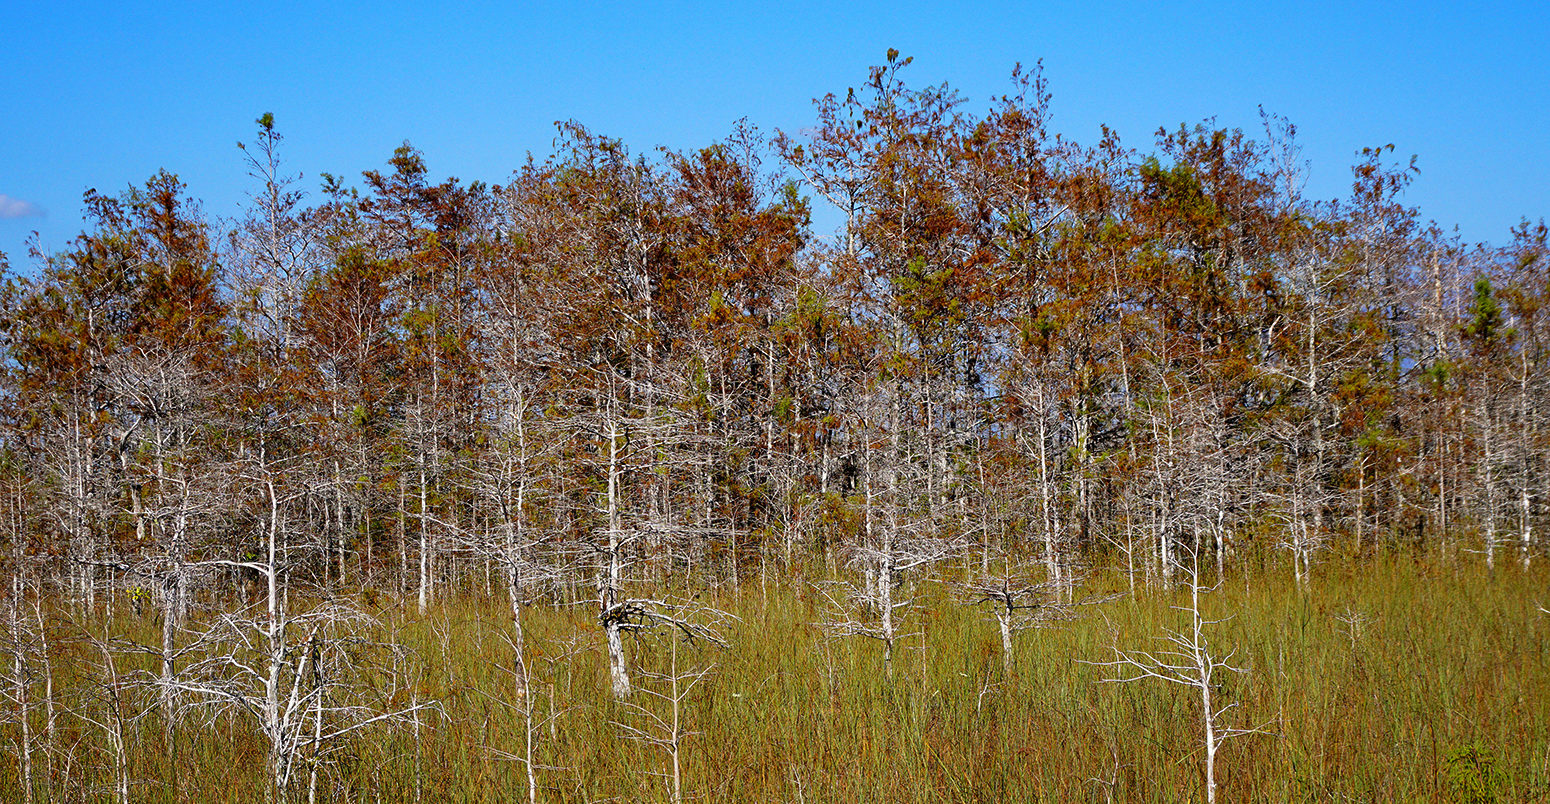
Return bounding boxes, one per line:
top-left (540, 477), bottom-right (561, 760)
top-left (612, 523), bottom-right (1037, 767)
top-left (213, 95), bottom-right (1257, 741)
top-left (0, 195), bottom-right (44, 219)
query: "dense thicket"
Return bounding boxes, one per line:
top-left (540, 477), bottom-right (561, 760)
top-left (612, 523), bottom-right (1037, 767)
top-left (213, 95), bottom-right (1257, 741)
top-left (0, 54), bottom-right (1546, 801)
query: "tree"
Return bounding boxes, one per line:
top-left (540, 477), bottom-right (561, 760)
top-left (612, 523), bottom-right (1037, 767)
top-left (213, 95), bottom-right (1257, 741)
top-left (816, 393), bottom-right (957, 679)
top-left (58, 171), bottom-right (233, 790)
top-left (161, 598), bottom-right (434, 801)
top-left (610, 602), bottom-right (734, 804)
top-left (1499, 220), bottom-right (1548, 567)
top-left (1092, 548), bottom-right (1269, 804)
top-left (1460, 273), bottom-right (1515, 569)
top-left (953, 558), bottom-right (1098, 675)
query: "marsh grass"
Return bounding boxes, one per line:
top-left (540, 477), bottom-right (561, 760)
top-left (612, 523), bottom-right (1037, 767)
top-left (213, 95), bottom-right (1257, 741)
top-left (3, 557), bottom-right (1548, 802)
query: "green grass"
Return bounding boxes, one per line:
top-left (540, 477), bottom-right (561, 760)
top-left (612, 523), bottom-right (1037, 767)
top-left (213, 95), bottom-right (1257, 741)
top-left (3, 556), bottom-right (1549, 802)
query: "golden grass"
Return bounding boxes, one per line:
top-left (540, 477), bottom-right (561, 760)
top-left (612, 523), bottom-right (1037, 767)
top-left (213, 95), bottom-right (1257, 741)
top-left (3, 556), bottom-right (1548, 802)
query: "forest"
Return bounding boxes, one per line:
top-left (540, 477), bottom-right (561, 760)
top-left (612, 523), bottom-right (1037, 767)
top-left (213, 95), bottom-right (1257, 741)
top-left (1, 53), bottom-right (1547, 802)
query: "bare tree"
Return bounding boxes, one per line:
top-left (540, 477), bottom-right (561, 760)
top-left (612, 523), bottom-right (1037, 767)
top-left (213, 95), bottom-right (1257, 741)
top-left (954, 559), bottom-right (1112, 675)
top-left (73, 626), bottom-right (138, 804)
top-left (576, 373), bottom-right (743, 698)
top-left (1, 579), bottom-right (41, 804)
top-left (162, 600), bottom-right (434, 802)
top-left (1090, 549), bottom-right (1269, 804)
top-left (817, 415), bottom-right (957, 679)
top-left (446, 395), bottom-right (564, 804)
top-left (610, 605), bottom-right (732, 804)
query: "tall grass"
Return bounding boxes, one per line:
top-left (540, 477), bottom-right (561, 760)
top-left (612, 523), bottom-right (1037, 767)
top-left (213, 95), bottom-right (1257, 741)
top-left (3, 557), bottom-right (1548, 802)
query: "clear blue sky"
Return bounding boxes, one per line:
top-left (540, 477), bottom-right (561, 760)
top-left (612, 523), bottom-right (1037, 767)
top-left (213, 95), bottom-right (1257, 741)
top-left (3, 1), bottom-right (1546, 267)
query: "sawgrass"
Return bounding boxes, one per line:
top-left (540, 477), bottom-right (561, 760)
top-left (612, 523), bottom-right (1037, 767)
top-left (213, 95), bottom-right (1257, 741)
top-left (3, 555), bottom-right (1548, 802)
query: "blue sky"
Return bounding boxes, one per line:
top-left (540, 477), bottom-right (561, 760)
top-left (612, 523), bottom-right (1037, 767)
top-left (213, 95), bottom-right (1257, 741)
top-left (2, 1), bottom-right (1546, 267)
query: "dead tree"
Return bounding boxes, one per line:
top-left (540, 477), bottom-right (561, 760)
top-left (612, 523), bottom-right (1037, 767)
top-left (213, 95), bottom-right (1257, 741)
top-left (1090, 550), bottom-right (1269, 804)
top-left (953, 560), bottom-right (1114, 675)
top-left (609, 602), bottom-right (733, 804)
top-left (445, 398), bottom-right (565, 804)
top-left (162, 601), bottom-right (434, 801)
top-left (160, 432), bottom-right (430, 800)
top-left (597, 596), bottom-right (735, 698)
top-left (579, 378), bottom-right (741, 699)
top-left (817, 519), bottom-right (955, 679)
top-left (1, 580), bottom-right (42, 804)
top-left (73, 627), bottom-right (138, 804)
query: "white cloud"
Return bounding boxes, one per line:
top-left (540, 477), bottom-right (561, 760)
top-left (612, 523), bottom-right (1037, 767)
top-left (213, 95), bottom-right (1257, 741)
top-left (0, 195), bottom-right (44, 219)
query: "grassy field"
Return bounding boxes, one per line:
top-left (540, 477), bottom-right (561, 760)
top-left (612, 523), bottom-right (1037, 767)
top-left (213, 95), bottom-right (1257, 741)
top-left (4, 557), bottom-right (1548, 803)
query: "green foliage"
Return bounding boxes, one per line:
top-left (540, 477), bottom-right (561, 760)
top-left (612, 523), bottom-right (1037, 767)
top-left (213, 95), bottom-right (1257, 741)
top-left (1138, 154), bottom-right (1224, 234)
top-left (1465, 277), bottom-right (1504, 345)
top-left (1423, 359), bottom-right (1453, 390)
top-left (773, 392), bottom-right (794, 423)
top-left (1445, 742), bottom-right (1507, 804)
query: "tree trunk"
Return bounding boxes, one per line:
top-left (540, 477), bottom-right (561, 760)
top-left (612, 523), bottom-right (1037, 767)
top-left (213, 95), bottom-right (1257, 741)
top-left (418, 466), bottom-right (432, 615)
top-left (997, 608), bottom-right (1013, 676)
top-left (604, 413), bottom-right (631, 698)
top-left (10, 581), bottom-right (33, 804)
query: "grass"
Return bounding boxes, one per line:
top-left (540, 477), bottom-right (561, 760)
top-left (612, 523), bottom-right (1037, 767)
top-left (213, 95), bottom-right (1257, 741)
top-left (3, 555), bottom-right (1548, 802)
